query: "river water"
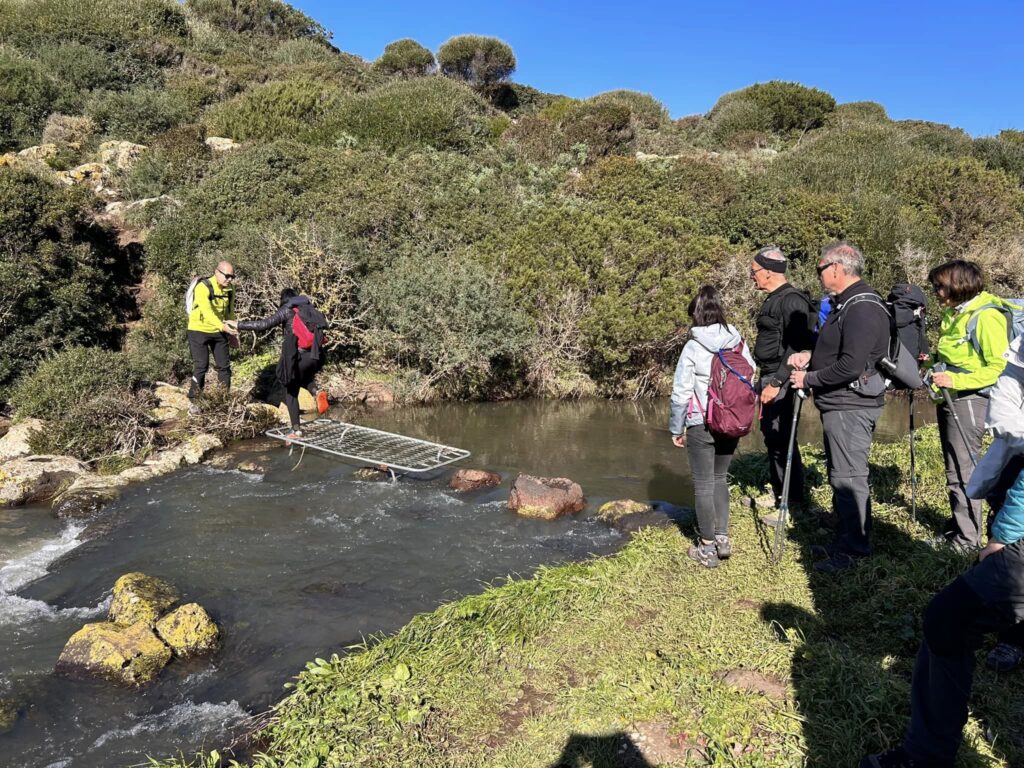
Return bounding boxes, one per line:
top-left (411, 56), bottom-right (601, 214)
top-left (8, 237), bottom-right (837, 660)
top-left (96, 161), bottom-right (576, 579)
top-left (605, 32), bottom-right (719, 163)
top-left (0, 398), bottom-right (931, 767)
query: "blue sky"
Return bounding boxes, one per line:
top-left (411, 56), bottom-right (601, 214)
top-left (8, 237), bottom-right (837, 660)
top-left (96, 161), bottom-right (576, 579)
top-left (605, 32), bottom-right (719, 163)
top-left (293, 1), bottom-right (1023, 137)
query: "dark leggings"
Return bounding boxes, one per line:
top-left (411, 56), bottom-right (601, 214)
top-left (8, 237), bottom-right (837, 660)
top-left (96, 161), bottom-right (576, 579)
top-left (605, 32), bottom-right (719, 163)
top-left (187, 330), bottom-right (231, 398)
top-left (284, 351), bottom-right (320, 429)
top-left (686, 424), bottom-right (739, 541)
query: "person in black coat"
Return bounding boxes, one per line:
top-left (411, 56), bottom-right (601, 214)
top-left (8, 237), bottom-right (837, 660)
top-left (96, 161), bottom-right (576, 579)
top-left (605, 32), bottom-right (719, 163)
top-left (233, 288), bottom-right (329, 437)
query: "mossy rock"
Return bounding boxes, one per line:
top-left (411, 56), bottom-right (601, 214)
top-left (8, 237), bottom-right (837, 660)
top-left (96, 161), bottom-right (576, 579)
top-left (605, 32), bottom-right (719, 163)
top-left (596, 499), bottom-right (651, 523)
top-left (0, 697), bottom-right (18, 733)
top-left (155, 603), bottom-right (220, 658)
top-left (108, 572), bottom-right (180, 627)
top-left (56, 621), bottom-right (172, 686)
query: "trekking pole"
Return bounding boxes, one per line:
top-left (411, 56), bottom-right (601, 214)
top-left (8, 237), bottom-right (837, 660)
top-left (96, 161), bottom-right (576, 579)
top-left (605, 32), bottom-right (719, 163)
top-left (773, 388), bottom-right (806, 564)
top-left (939, 387), bottom-right (978, 468)
top-left (908, 403), bottom-right (917, 521)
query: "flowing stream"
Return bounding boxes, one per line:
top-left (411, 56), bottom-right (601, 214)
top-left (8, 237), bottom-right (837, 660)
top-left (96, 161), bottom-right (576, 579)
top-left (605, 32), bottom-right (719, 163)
top-left (0, 398), bottom-right (931, 767)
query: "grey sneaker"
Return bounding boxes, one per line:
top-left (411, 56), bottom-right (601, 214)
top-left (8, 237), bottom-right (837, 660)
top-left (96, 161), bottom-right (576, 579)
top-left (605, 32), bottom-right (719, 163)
top-left (714, 534), bottom-right (732, 559)
top-left (688, 541), bottom-right (720, 569)
top-left (986, 642), bottom-right (1024, 673)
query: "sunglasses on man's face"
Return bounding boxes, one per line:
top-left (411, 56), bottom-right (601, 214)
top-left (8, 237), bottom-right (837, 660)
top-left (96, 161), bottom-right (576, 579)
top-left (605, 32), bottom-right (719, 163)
top-left (217, 269), bottom-right (236, 280)
top-left (816, 261), bottom-right (837, 276)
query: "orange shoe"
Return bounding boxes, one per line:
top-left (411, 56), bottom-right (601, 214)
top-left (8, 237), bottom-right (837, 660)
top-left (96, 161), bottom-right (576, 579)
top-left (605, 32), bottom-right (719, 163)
top-left (316, 390), bottom-right (329, 415)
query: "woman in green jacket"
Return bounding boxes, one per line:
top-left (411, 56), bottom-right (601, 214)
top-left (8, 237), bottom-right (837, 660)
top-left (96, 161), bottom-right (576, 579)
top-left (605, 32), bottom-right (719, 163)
top-left (928, 260), bottom-right (1010, 549)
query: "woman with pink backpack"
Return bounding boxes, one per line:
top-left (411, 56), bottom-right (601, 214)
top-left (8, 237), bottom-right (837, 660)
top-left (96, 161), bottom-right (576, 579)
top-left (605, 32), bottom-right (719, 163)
top-left (669, 285), bottom-right (758, 568)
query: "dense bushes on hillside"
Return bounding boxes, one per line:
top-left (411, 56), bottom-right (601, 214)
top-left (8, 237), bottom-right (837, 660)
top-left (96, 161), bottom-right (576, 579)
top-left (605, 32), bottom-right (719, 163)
top-left (1, 0), bottom-right (1023, 410)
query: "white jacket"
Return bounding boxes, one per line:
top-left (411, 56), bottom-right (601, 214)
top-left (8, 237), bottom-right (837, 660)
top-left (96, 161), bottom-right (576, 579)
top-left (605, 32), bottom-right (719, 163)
top-left (669, 324), bottom-right (754, 434)
top-left (966, 336), bottom-right (1024, 499)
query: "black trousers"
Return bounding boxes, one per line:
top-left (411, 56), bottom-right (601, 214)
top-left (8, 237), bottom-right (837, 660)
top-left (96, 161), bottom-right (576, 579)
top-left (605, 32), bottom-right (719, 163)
top-left (187, 330), bottom-right (231, 399)
top-left (988, 454), bottom-right (1024, 650)
top-left (759, 387), bottom-right (805, 507)
top-left (283, 351), bottom-right (320, 429)
top-left (903, 540), bottom-right (1024, 766)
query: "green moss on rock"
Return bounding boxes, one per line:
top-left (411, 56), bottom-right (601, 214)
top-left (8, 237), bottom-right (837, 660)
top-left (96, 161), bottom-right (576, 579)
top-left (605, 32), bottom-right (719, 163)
top-left (155, 603), bottom-right (220, 658)
top-left (56, 621), bottom-right (172, 686)
top-left (108, 572), bottom-right (180, 627)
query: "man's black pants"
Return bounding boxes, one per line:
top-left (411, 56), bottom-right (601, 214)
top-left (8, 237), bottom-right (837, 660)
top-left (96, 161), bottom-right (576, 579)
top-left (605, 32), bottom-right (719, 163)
top-left (759, 387), bottom-right (805, 507)
top-left (187, 330), bottom-right (231, 399)
top-left (903, 539), bottom-right (1024, 766)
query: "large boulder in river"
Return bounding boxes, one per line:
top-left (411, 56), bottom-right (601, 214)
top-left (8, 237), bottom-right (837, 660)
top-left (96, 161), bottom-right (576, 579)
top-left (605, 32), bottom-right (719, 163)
top-left (56, 621), bottom-right (172, 686)
top-left (109, 573), bottom-right (180, 627)
top-left (155, 603), bottom-right (219, 657)
top-left (449, 468), bottom-right (501, 492)
top-left (53, 487), bottom-right (120, 520)
top-left (0, 455), bottom-right (89, 506)
top-left (508, 474), bottom-right (585, 520)
top-left (597, 499), bottom-right (678, 534)
top-left (0, 419), bottom-right (45, 461)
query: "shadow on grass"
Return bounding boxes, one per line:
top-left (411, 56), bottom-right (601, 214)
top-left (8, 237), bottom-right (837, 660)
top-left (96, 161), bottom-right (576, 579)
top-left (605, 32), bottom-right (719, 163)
top-left (547, 732), bottom-right (654, 768)
top-left (732, 445), bottom-right (1015, 766)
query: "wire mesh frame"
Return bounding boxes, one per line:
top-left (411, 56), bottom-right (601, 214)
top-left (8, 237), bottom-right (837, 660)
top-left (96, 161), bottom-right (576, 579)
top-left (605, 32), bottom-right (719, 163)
top-left (265, 418), bottom-right (471, 473)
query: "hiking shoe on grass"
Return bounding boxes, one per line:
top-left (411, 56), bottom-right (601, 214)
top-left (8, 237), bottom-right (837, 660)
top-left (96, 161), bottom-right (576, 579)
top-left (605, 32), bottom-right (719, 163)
top-left (714, 534), bottom-right (732, 559)
top-left (688, 541), bottom-right (720, 569)
top-left (986, 641), bottom-right (1024, 673)
top-left (859, 747), bottom-right (925, 767)
top-left (316, 390), bottom-right (329, 415)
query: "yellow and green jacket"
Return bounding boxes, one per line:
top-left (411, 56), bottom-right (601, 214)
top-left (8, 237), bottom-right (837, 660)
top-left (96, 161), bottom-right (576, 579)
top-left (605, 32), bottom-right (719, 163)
top-left (187, 276), bottom-right (235, 334)
top-left (934, 290), bottom-right (1010, 392)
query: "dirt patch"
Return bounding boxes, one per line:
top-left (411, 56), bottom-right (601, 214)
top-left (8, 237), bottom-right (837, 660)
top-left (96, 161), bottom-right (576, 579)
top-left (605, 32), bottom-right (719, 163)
top-left (485, 682), bottom-right (555, 749)
top-left (734, 598), bottom-right (763, 612)
top-left (716, 668), bottom-right (787, 702)
top-left (624, 607), bottom-right (658, 630)
top-left (629, 720), bottom-right (707, 765)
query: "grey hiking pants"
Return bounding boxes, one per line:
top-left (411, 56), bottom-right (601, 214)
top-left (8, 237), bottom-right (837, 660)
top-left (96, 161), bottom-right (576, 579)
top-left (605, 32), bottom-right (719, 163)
top-left (821, 406), bottom-right (882, 558)
top-left (937, 395), bottom-right (987, 547)
top-left (686, 424), bottom-right (739, 541)
top-left (903, 539), bottom-right (1024, 766)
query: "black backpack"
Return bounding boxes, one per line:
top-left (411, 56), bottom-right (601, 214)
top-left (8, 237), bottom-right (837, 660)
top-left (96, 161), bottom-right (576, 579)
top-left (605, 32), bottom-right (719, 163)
top-left (888, 283), bottom-right (929, 362)
top-left (837, 288), bottom-right (925, 391)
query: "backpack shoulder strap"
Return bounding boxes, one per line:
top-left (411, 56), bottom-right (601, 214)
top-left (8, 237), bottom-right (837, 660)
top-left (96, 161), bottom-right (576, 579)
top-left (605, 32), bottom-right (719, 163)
top-left (964, 302), bottom-right (1011, 352)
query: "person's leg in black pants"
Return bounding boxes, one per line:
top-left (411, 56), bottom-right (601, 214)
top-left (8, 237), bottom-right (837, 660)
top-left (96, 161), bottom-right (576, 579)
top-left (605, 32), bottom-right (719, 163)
top-left (282, 352), bottom-right (320, 431)
top-left (209, 332), bottom-right (231, 391)
top-left (760, 389), bottom-right (804, 508)
top-left (986, 455), bottom-right (1024, 670)
top-left (187, 330), bottom-right (211, 399)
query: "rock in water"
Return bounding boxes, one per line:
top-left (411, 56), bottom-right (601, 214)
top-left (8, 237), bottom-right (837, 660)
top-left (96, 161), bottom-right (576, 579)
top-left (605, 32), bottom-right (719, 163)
top-left (56, 621), bottom-right (172, 686)
top-left (109, 573), bottom-right (180, 627)
top-left (508, 474), bottom-right (585, 520)
top-left (449, 468), bottom-right (502, 491)
top-left (0, 697), bottom-right (18, 733)
top-left (0, 455), bottom-right (89, 506)
top-left (597, 499), bottom-right (651, 523)
top-left (597, 499), bottom-right (677, 534)
top-left (155, 603), bottom-right (220, 658)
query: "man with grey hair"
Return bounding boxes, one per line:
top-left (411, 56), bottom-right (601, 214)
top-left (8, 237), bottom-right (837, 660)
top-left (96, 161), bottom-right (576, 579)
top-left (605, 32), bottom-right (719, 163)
top-left (789, 242), bottom-right (890, 573)
top-left (750, 245), bottom-right (816, 514)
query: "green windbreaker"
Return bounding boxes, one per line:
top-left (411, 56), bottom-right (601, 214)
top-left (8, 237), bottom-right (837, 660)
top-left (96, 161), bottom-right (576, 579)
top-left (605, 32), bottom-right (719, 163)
top-left (934, 290), bottom-right (1010, 392)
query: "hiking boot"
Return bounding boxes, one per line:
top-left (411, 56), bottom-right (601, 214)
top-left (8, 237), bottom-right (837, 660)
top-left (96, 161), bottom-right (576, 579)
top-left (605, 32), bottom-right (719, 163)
top-left (859, 747), bottom-right (929, 767)
top-left (316, 390), bottom-right (329, 415)
top-left (714, 534), bottom-right (732, 559)
top-left (688, 541), bottom-right (720, 569)
top-left (986, 641), bottom-right (1024, 673)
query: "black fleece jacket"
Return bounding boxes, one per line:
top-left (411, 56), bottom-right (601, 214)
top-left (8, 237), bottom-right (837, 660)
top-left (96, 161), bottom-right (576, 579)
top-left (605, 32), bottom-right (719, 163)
top-left (753, 283), bottom-right (817, 383)
top-left (805, 280), bottom-right (889, 411)
top-left (236, 296), bottom-right (310, 333)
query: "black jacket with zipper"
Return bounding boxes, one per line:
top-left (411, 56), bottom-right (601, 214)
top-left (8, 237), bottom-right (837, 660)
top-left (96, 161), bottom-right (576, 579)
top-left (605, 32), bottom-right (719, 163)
top-left (753, 283), bottom-right (817, 384)
top-left (237, 296), bottom-right (325, 386)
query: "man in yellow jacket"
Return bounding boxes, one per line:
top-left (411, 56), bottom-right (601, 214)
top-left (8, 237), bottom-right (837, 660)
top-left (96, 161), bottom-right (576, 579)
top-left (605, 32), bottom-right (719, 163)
top-left (187, 260), bottom-right (238, 407)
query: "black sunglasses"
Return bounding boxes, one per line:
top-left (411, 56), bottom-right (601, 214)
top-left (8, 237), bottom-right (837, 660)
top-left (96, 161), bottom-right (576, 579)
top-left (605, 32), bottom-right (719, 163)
top-left (816, 261), bottom-right (837, 276)
top-left (217, 268), bottom-right (236, 280)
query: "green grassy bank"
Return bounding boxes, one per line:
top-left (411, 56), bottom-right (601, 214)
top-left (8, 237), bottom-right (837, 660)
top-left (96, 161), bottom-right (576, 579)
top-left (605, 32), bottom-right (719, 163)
top-left (153, 425), bottom-right (1023, 768)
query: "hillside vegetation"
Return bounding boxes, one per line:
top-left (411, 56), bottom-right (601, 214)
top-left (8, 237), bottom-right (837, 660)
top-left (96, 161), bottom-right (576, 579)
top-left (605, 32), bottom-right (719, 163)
top-left (1, 0), bottom-right (1024, 447)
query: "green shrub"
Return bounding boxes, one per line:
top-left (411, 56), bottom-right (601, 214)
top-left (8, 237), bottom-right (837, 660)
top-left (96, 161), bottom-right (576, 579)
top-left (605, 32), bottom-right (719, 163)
top-left (271, 38), bottom-right (338, 66)
top-left (0, 169), bottom-right (133, 395)
top-left (437, 35), bottom-right (516, 87)
top-left (374, 39), bottom-right (435, 77)
top-left (0, 0), bottom-right (188, 49)
top-left (0, 51), bottom-right (63, 150)
top-left (589, 90), bottom-right (668, 129)
top-left (125, 276), bottom-right (190, 383)
top-left (360, 252), bottom-right (531, 397)
top-left (185, 0), bottom-right (329, 42)
top-left (86, 88), bottom-right (189, 143)
top-left (488, 83), bottom-right (561, 117)
top-left (706, 81), bottom-right (835, 145)
top-left (41, 113), bottom-right (98, 147)
top-left (830, 101), bottom-right (888, 124)
top-left (34, 42), bottom-right (159, 97)
top-left (999, 129), bottom-right (1024, 146)
top-left (504, 100), bottom-right (634, 165)
top-left (121, 123), bottom-right (212, 198)
top-left (972, 135), bottom-right (1024, 185)
top-left (314, 78), bottom-right (492, 152)
top-left (205, 79), bottom-right (342, 142)
top-left (10, 346), bottom-right (134, 418)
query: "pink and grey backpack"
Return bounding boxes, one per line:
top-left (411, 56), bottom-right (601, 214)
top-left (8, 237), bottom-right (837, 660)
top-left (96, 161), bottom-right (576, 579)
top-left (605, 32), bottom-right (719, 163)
top-left (693, 341), bottom-right (758, 438)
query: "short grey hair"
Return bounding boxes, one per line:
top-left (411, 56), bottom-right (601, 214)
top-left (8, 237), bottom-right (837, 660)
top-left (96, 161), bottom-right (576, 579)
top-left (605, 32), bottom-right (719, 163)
top-left (820, 241), bottom-right (864, 277)
top-left (756, 245), bottom-right (786, 263)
